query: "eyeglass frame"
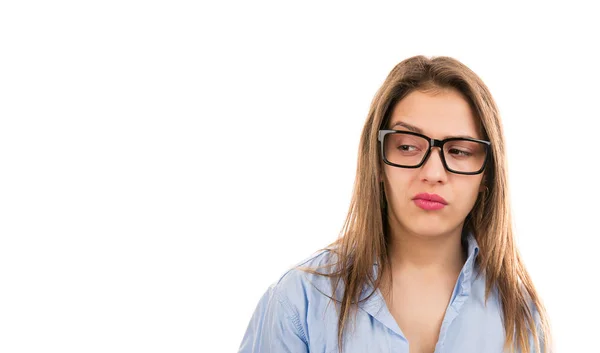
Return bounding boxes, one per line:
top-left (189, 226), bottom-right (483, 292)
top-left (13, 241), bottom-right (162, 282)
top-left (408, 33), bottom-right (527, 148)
top-left (377, 129), bottom-right (492, 175)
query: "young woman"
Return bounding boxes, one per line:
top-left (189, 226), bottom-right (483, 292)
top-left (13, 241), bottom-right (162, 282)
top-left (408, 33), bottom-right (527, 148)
top-left (238, 55), bottom-right (553, 353)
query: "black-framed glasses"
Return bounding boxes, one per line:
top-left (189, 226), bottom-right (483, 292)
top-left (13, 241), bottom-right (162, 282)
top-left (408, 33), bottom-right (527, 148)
top-left (378, 130), bottom-right (491, 175)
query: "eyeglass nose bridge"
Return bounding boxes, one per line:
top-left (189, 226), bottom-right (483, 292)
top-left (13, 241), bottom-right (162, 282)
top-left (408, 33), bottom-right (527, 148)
top-left (421, 138), bottom-right (448, 167)
top-left (430, 138), bottom-right (445, 148)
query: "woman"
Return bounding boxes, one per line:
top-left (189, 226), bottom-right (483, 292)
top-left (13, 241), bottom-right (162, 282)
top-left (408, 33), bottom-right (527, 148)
top-left (238, 55), bottom-right (553, 353)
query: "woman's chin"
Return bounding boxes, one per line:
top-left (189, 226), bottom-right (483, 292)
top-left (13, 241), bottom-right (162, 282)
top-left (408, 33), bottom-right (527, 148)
top-left (401, 218), bottom-right (451, 238)
top-left (410, 228), bottom-right (447, 238)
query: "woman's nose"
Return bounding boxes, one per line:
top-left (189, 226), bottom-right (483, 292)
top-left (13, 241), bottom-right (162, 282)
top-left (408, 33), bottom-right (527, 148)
top-left (420, 148), bottom-right (448, 182)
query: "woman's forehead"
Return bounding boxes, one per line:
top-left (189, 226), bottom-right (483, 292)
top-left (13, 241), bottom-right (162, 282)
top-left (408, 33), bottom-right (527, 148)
top-left (389, 90), bottom-right (481, 139)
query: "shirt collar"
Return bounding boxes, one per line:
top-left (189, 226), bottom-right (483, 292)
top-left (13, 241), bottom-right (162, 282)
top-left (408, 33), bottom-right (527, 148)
top-left (357, 229), bottom-right (481, 336)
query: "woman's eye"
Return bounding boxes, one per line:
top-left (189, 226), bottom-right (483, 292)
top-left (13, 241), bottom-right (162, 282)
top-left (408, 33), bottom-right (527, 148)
top-left (449, 148), bottom-right (472, 156)
top-left (399, 145), bottom-right (417, 151)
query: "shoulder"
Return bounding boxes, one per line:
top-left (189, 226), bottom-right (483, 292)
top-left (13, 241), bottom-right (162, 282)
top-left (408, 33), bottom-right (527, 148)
top-left (268, 247), bottom-right (339, 305)
top-left (238, 249), bottom-right (338, 352)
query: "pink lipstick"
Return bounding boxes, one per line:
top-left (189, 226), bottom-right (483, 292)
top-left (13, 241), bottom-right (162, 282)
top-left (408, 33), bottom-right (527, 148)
top-left (412, 193), bottom-right (447, 211)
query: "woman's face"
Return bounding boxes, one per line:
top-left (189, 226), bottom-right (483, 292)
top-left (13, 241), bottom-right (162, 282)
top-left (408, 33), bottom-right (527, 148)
top-left (381, 88), bottom-right (486, 238)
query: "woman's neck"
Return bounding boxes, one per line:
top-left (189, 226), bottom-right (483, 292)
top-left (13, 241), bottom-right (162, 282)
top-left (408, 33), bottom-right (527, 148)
top-left (387, 225), bottom-right (468, 276)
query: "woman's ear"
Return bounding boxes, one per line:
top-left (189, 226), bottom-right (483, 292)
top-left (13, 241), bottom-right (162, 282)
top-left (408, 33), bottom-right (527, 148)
top-left (479, 175), bottom-right (487, 192)
top-left (378, 161), bottom-right (386, 183)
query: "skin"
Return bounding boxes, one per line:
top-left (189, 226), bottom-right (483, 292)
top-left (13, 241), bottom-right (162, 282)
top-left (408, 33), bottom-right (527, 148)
top-left (380, 88), bottom-right (486, 275)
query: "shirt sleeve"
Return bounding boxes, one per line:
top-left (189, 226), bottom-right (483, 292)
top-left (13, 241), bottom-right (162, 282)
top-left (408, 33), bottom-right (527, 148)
top-left (238, 285), bottom-right (309, 353)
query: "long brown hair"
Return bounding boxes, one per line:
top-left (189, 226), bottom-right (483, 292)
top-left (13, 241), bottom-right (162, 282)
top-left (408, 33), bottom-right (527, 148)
top-left (298, 55), bottom-right (553, 353)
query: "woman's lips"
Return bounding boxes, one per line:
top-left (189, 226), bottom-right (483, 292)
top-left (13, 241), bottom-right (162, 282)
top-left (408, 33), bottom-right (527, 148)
top-left (413, 199), bottom-right (446, 210)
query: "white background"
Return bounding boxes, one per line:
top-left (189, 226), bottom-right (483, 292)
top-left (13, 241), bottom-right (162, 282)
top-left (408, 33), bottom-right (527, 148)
top-left (1, 1), bottom-right (598, 352)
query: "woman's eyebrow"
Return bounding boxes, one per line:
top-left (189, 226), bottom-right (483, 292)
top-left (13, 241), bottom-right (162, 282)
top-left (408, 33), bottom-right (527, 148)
top-left (390, 121), bottom-right (478, 140)
top-left (390, 121), bottom-right (423, 133)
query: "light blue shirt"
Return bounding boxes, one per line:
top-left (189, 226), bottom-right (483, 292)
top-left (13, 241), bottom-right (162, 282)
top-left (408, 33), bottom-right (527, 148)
top-left (238, 232), bottom-right (540, 352)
